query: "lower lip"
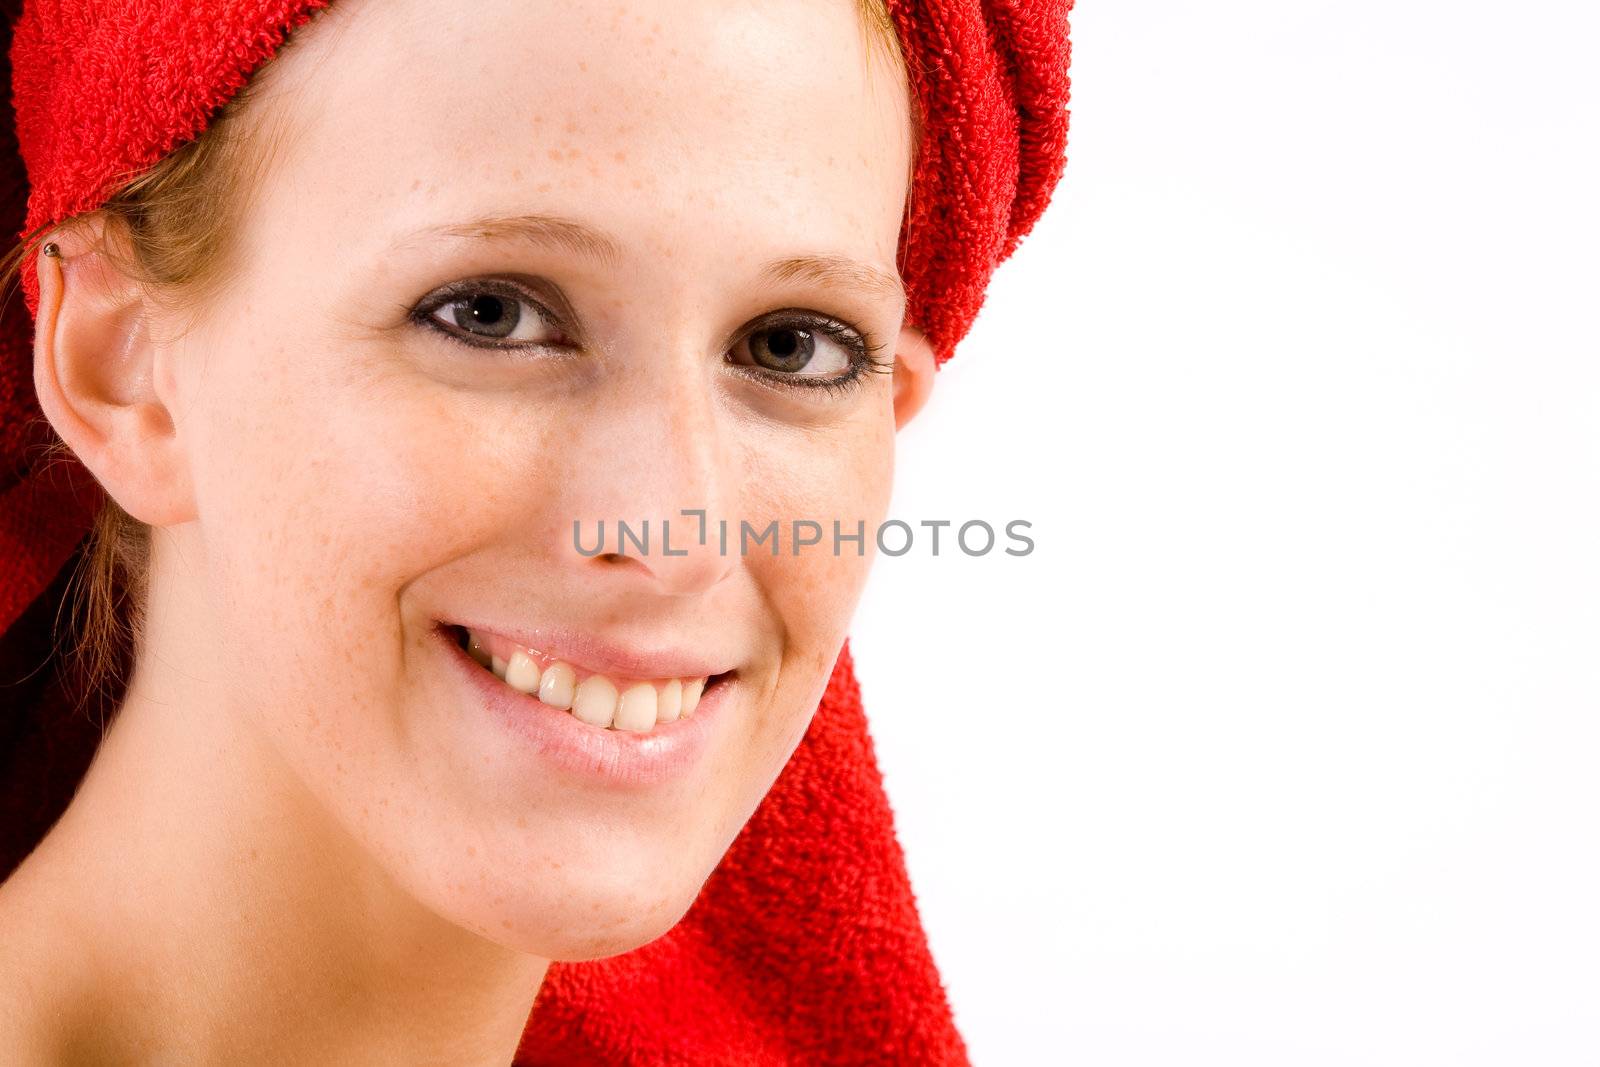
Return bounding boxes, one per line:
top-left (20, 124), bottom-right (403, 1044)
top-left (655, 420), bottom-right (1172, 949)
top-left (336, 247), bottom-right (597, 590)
top-left (434, 624), bottom-right (733, 788)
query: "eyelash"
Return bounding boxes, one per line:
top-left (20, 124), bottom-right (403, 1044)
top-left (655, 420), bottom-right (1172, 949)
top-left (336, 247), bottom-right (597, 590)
top-left (409, 278), bottom-right (893, 396)
top-left (746, 315), bottom-right (895, 398)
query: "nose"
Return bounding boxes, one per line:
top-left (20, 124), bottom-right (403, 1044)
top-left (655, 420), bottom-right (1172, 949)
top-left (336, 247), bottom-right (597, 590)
top-left (558, 357), bottom-right (740, 599)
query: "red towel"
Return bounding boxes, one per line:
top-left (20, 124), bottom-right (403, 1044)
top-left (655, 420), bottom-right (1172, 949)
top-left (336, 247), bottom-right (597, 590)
top-left (0, 1), bottom-right (1072, 1061)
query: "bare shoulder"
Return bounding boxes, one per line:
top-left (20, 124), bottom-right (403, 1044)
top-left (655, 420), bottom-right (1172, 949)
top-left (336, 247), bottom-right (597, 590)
top-left (0, 866), bottom-right (93, 1066)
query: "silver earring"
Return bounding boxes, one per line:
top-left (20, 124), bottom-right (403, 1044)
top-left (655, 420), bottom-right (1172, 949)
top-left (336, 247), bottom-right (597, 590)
top-left (41, 242), bottom-right (60, 258)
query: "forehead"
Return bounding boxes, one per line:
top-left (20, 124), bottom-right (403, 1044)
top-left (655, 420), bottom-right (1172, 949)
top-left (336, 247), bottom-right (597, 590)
top-left (240, 0), bottom-right (913, 285)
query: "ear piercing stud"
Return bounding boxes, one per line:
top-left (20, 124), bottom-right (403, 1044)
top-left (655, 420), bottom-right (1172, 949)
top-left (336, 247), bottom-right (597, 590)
top-left (41, 242), bottom-right (60, 258)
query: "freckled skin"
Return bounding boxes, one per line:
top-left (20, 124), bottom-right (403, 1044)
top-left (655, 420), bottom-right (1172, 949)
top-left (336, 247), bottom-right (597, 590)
top-left (183, 0), bottom-right (916, 964)
top-left (5, 0), bottom-right (930, 1051)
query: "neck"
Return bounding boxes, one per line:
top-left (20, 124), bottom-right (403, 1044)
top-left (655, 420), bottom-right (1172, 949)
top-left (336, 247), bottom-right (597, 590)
top-left (0, 583), bottom-right (546, 1063)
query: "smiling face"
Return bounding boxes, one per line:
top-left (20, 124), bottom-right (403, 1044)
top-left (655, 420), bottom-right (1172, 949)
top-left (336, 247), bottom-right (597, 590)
top-left (127, 0), bottom-right (921, 958)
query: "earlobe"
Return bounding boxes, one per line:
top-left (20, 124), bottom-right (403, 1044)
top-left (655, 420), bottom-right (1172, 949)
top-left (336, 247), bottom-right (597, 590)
top-left (890, 321), bottom-right (937, 431)
top-left (32, 217), bottom-right (195, 527)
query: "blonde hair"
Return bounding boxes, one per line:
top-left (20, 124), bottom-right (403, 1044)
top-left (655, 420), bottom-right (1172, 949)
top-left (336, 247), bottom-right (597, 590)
top-left (0, 0), bottom-right (914, 708)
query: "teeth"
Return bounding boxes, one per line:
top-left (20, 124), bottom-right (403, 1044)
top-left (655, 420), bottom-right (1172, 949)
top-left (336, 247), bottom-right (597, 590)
top-left (657, 678), bottom-right (683, 723)
top-left (462, 627), bottom-right (719, 733)
top-left (682, 677), bottom-right (705, 717)
top-left (615, 683), bottom-right (658, 733)
top-left (538, 662), bottom-right (576, 710)
top-left (505, 650), bottom-right (542, 694)
top-left (572, 675), bottom-right (618, 728)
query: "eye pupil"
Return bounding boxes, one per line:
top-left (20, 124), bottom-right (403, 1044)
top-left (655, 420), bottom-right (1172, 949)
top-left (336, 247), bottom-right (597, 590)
top-left (754, 327), bottom-right (814, 372)
top-left (469, 295), bottom-right (503, 323)
top-left (451, 293), bottom-right (520, 337)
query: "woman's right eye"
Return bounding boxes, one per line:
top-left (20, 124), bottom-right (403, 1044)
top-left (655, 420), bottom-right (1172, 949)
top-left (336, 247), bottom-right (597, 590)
top-left (415, 281), bottom-right (572, 350)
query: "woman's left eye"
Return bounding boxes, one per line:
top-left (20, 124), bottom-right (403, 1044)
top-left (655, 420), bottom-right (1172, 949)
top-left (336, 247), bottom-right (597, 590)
top-left (726, 313), bottom-right (890, 394)
top-left (415, 281), bottom-right (570, 349)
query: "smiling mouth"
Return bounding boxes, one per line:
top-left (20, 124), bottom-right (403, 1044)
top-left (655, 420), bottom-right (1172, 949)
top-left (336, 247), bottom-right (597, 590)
top-left (448, 624), bottom-right (733, 733)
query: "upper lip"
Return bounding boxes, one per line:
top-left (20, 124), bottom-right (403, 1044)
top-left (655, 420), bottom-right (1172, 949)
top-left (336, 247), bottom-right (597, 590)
top-left (448, 619), bottom-right (740, 681)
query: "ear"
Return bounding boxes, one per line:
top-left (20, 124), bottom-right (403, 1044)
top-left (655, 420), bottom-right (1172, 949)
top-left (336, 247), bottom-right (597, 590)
top-left (890, 321), bottom-right (937, 431)
top-left (32, 215), bottom-right (196, 527)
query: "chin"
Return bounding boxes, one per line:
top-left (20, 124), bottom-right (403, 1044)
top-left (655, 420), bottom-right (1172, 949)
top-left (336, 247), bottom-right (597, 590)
top-left (535, 908), bottom-right (693, 963)
top-left (507, 884), bottom-right (698, 962)
top-left (405, 842), bottom-right (708, 962)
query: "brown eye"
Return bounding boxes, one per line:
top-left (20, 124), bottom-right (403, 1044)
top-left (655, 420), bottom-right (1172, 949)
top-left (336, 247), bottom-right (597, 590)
top-left (749, 325), bottom-right (820, 373)
top-left (731, 315), bottom-right (862, 382)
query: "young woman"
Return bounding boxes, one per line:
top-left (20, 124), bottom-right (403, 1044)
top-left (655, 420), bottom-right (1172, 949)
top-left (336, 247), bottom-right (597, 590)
top-left (0, 0), bottom-right (1071, 1061)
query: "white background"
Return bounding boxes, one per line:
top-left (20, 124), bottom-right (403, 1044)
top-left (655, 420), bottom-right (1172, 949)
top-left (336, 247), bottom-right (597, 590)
top-left (850, 1), bottom-right (1600, 1063)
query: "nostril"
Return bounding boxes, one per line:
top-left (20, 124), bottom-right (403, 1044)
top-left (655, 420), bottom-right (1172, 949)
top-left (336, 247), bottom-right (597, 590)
top-left (593, 551), bottom-right (656, 577)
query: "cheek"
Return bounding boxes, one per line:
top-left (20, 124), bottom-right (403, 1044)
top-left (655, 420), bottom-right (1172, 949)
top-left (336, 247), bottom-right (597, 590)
top-left (190, 323), bottom-right (515, 583)
top-left (181, 329), bottom-right (498, 760)
top-left (735, 409), bottom-right (896, 731)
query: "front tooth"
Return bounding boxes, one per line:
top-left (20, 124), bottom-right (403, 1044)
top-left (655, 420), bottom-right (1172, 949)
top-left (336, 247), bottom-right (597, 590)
top-left (681, 677), bottom-right (706, 716)
top-left (657, 678), bottom-right (683, 723)
top-left (490, 655), bottom-right (508, 681)
top-left (505, 650), bottom-right (542, 694)
top-left (572, 675), bottom-right (618, 728)
top-left (614, 683), bottom-right (658, 732)
top-left (538, 662), bottom-right (576, 710)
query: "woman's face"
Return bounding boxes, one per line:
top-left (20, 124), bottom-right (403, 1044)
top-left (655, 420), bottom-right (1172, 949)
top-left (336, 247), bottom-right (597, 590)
top-left (144, 0), bottom-right (920, 957)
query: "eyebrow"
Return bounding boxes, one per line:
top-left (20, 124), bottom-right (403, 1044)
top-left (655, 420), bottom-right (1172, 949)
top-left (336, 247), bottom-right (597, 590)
top-left (762, 252), bottom-right (907, 315)
top-left (399, 213), bottom-right (625, 268)
top-left (394, 212), bottom-right (907, 314)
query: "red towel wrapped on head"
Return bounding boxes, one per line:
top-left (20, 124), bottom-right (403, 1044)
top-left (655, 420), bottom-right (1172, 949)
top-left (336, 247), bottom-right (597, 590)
top-left (0, 1), bottom-right (1072, 1061)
